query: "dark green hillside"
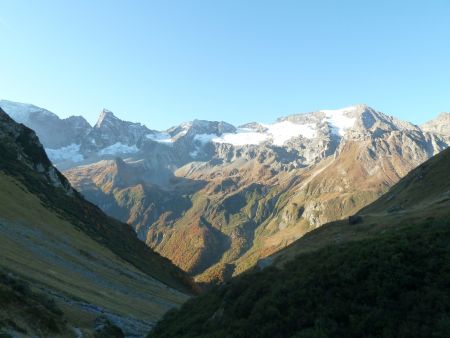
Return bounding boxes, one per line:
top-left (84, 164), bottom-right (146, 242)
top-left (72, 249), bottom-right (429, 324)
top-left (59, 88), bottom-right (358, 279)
top-left (149, 218), bottom-right (450, 338)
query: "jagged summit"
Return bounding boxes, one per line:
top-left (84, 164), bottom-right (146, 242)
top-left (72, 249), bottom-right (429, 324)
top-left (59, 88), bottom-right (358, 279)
top-left (95, 108), bottom-right (121, 128)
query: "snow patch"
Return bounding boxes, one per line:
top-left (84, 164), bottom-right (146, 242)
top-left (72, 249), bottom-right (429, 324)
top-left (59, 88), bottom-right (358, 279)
top-left (194, 121), bottom-right (316, 147)
top-left (99, 142), bottom-right (139, 155)
top-left (189, 150), bottom-right (199, 158)
top-left (320, 106), bottom-right (357, 136)
top-left (194, 133), bottom-right (216, 144)
top-left (46, 144), bottom-right (84, 163)
top-left (264, 121), bottom-right (316, 146)
top-left (146, 132), bottom-right (175, 144)
top-left (211, 129), bottom-right (268, 146)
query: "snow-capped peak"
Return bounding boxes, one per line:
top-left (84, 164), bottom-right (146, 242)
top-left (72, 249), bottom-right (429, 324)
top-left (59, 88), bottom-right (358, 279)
top-left (0, 99), bottom-right (58, 123)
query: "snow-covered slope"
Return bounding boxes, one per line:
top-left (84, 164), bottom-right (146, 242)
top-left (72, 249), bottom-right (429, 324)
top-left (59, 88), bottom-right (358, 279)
top-left (0, 100), bottom-right (57, 123)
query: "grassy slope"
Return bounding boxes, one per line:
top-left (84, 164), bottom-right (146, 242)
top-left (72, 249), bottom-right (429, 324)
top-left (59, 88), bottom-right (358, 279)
top-left (148, 149), bottom-right (450, 338)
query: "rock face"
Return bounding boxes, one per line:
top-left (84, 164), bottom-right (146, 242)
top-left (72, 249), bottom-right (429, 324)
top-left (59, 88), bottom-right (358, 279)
top-left (84, 109), bottom-right (152, 152)
top-left (2, 100), bottom-right (449, 283)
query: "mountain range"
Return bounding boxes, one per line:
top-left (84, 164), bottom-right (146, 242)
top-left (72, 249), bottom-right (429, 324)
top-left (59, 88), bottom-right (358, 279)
top-left (1, 99), bottom-right (449, 285)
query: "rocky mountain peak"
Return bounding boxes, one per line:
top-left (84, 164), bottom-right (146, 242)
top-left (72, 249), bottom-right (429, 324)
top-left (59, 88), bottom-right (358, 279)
top-left (280, 104), bottom-right (420, 139)
top-left (95, 109), bottom-right (121, 128)
top-left (325, 105), bottom-right (421, 139)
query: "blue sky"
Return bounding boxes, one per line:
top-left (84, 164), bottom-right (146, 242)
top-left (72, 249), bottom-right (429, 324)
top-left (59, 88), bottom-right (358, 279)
top-left (0, 0), bottom-right (449, 129)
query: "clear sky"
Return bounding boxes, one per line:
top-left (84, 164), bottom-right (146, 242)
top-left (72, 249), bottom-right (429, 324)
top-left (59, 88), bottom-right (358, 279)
top-left (0, 0), bottom-right (449, 130)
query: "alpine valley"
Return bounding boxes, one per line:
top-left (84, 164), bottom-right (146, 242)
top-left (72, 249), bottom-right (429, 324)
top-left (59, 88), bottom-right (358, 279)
top-left (1, 99), bottom-right (449, 288)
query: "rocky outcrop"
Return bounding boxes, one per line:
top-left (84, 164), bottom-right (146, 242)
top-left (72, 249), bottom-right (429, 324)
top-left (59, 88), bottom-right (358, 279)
top-left (421, 112), bottom-right (450, 137)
